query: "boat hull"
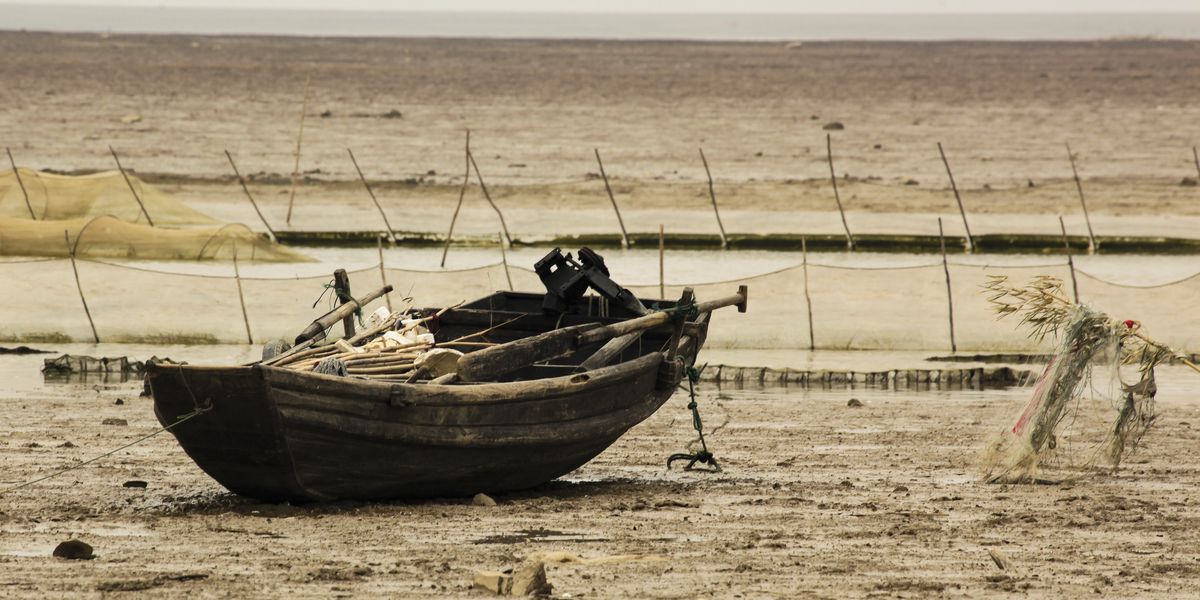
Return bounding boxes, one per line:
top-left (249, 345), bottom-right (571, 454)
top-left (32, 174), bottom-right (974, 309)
top-left (148, 352), bottom-right (677, 502)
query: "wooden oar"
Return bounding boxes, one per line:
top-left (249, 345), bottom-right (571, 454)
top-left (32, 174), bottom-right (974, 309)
top-left (294, 284), bottom-right (394, 345)
top-left (457, 286), bottom-right (746, 382)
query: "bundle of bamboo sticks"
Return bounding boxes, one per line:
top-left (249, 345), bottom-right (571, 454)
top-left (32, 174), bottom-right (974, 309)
top-left (268, 301), bottom-right (516, 383)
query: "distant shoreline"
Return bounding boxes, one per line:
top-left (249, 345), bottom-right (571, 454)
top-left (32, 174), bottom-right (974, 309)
top-left (1, 6), bottom-right (1198, 41)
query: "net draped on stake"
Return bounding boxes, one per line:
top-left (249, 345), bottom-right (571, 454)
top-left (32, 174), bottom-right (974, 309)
top-left (981, 275), bottom-right (1174, 484)
top-left (0, 168), bottom-right (216, 224)
top-left (0, 215), bottom-right (310, 262)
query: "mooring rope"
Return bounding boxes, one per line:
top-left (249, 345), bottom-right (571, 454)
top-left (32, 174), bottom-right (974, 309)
top-left (0, 387), bottom-right (209, 497)
top-left (667, 365), bottom-right (721, 472)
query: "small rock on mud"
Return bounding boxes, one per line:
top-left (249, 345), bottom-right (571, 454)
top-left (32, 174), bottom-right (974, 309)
top-left (473, 493), bottom-right (497, 507)
top-left (847, 398), bottom-right (863, 408)
top-left (101, 418), bottom-right (128, 426)
top-left (53, 539), bottom-right (94, 560)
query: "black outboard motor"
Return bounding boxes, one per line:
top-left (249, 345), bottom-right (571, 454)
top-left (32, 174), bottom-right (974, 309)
top-left (534, 247), bottom-right (648, 316)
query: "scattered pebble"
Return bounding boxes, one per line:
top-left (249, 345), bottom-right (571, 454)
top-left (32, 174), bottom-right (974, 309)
top-left (1182, 177), bottom-right (1198, 187)
top-left (904, 179), bottom-right (920, 186)
top-left (893, 485), bottom-right (910, 493)
top-left (988, 548), bottom-right (1011, 571)
top-left (381, 109), bottom-right (403, 119)
top-left (473, 493), bottom-right (497, 507)
top-left (114, 399), bottom-right (125, 405)
top-left (123, 480), bottom-right (148, 488)
top-left (119, 114), bottom-right (142, 124)
top-left (511, 560), bottom-right (552, 596)
top-left (101, 418), bottom-right (128, 426)
top-left (823, 121), bottom-right (845, 131)
top-left (847, 398), bottom-right (863, 408)
top-left (58, 441), bottom-right (76, 448)
top-left (53, 539), bottom-right (94, 560)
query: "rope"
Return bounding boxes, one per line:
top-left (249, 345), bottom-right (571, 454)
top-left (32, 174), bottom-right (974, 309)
top-left (667, 364), bottom-right (721, 472)
top-left (0, 407), bottom-right (207, 497)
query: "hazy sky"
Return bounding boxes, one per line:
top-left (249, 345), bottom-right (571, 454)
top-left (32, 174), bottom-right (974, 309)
top-left (21, 0), bottom-right (1200, 12)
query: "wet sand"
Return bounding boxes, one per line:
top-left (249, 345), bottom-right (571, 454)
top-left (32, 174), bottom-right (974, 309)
top-left (2, 33), bottom-right (1200, 241)
top-left (2, 347), bottom-right (1200, 598)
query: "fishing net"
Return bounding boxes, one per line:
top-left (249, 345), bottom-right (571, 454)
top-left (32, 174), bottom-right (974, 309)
top-left (981, 276), bottom-right (1173, 483)
top-left (0, 168), bottom-right (216, 225)
top-left (0, 216), bottom-right (310, 262)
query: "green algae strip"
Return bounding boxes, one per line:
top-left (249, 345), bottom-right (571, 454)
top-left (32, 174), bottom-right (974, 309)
top-left (273, 230), bottom-right (1200, 254)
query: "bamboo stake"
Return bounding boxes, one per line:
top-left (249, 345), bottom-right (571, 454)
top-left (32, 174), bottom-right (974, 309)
top-left (285, 72), bottom-right (311, 225)
top-left (108, 146), bottom-right (154, 227)
top-left (441, 129), bottom-right (471, 268)
top-left (5, 147), bottom-right (35, 219)
top-left (825, 133), bottom-right (855, 250)
top-left (224, 150), bottom-right (277, 242)
top-left (593, 149), bottom-right (629, 249)
top-left (499, 231), bottom-right (513, 291)
top-left (468, 150), bottom-right (512, 247)
top-left (937, 142), bottom-right (973, 253)
top-left (698, 148), bottom-right (728, 249)
top-left (658, 224), bottom-right (665, 298)
top-left (233, 247), bottom-right (253, 344)
top-left (1065, 143), bottom-right (1097, 254)
top-left (377, 233), bottom-right (392, 312)
top-left (938, 217), bottom-right (957, 353)
top-left (1058, 215), bottom-right (1080, 304)
top-left (802, 236), bottom-right (815, 351)
top-left (64, 231), bottom-right (99, 343)
top-left (348, 148), bottom-right (397, 242)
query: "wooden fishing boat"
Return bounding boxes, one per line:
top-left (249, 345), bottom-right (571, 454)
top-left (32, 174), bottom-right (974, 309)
top-left (147, 287), bottom-right (746, 502)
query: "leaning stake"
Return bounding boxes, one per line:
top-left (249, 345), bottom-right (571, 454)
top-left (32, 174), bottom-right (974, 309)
top-left (1059, 215), bottom-right (1080, 303)
top-left (441, 129), bottom-right (472, 267)
top-left (1066, 143), bottom-right (1097, 254)
top-left (499, 231), bottom-right (513, 291)
top-left (377, 233), bottom-right (392, 312)
top-left (826, 134), bottom-right (855, 250)
top-left (594, 149), bottom-right (630, 249)
top-left (802, 236), bottom-right (815, 351)
top-left (698, 148), bottom-right (728, 249)
top-left (658, 224), bottom-right (666, 298)
top-left (109, 146), bottom-right (154, 226)
top-left (347, 148), bottom-right (397, 242)
top-left (233, 247), bottom-right (253, 344)
top-left (6, 147), bottom-right (35, 219)
top-left (224, 150), bottom-right (277, 243)
top-left (64, 230), bottom-right (99, 343)
top-left (468, 150), bottom-right (512, 248)
top-left (937, 142), bottom-right (973, 253)
top-left (937, 217), bottom-right (957, 353)
top-left (285, 72), bottom-right (312, 225)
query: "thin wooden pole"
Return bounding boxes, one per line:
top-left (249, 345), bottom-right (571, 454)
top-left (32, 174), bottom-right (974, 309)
top-left (1059, 215), bottom-right (1080, 304)
top-left (802, 236), bottom-right (815, 351)
top-left (825, 134), bottom-right (855, 250)
top-left (347, 148), bottom-right (397, 242)
top-left (499, 231), bottom-right (513, 291)
top-left (468, 150), bottom-right (512, 248)
top-left (224, 150), bottom-right (277, 242)
top-left (698, 148), bottom-right (728, 249)
top-left (285, 72), bottom-right (312, 225)
top-left (108, 146), bottom-right (154, 227)
top-left (1065, 143), bottom-right (1097, 254)
top-left (232, 247), bottom-right (253, 345)
top-left (441, 129), bottom-right (471, 267)
top-left (1192, 146), bottom-right (1199, 179)
top-left (658, 224), bottom-right (665, 298)
top-left (5, 147), bottom-right (35, 219)
top-left (333, 268), bottom-right (355, 338)
top-left (937, 142), bottom-right (973, 253)
top-left (593, 149), bottom-right (630, 249)
top-left (937, 217), bottom-right (957, 353)
top-left (64, 230), bottom-right (99, 344)
top-left (377, 233), bottom-right (392, 312)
